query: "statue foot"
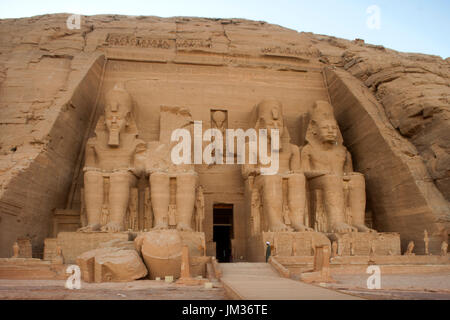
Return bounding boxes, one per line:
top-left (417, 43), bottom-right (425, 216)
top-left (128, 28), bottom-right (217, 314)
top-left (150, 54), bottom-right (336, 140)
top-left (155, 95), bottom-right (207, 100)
top-left (292, 224), bottom-right (313, 232)
top-left (353, 224), bottom-right (376, 233)
top-left (101, 222), bottom-right (124, 232)
top-left (270, 223), bottom-right (293, 232)
top-left (77, 223), bottom-right (101, 232)
top-left (331, 222), bottom-right (357, 233)
top-left (176, 223), bottom-right (193, 231)
top-left (153, 223), bottom-right (169, 230)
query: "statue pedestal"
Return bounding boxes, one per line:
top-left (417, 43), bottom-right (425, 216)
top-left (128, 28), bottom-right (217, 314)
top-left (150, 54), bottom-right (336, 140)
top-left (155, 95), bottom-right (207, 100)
top-left (56, 232), bottom-right (131, 264)
top-left (326, 232), bottom-right (401, 256)
top-left (247, 231), bottom-right (331, 262)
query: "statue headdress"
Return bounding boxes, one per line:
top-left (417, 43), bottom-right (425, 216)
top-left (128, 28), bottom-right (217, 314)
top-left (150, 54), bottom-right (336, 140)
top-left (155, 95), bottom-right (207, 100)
top-left (305, 100), bottom-right (343, 145)
top-left (95, 83), bottom-right (138, 135)
top-left (252, 99), bottom-right (291, 148)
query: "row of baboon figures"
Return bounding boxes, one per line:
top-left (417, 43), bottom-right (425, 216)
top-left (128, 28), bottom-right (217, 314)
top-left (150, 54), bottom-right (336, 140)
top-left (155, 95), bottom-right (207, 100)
top-left (78, 84), bottom-right (375, 234)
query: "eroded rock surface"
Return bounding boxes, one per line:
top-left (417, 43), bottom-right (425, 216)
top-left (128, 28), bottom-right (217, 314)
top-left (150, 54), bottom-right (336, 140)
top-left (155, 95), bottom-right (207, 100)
top-left (76, 245), bottom-right (147, 282)
top-left (0, 14), bottom-right (448, 257)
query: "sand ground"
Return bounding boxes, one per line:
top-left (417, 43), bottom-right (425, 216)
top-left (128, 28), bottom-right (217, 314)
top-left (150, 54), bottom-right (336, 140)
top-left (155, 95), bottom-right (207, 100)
top-left (324, 272), bottom-right (450, 300)
top-left (0, 279), bottom-right (228, 300)
top-left (0, 273), bottom-right (449, 300)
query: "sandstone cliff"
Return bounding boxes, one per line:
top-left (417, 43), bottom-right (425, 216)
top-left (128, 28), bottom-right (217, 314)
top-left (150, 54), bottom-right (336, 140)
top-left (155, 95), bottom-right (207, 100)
top-left (0, 14), bottom-right (448, 256)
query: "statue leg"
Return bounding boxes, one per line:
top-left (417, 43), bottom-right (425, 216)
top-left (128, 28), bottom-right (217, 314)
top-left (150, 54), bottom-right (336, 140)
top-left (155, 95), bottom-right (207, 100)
top-left (260, 175), bottom-right (292, 232)
top-left (348, 173), bottom-right (375, 232)
top-left (150, 172), bottom-right (169, 229)
top-left (176, 173), bottom-right (197, 231)
top-left (287, 173), bottom-right (312, 231)
top-left (79, 170), bottom-right (103, 231)
top-left (102, 171), bottom-right (133, 232)
top-left (311, 174), bottom-right (356, 233)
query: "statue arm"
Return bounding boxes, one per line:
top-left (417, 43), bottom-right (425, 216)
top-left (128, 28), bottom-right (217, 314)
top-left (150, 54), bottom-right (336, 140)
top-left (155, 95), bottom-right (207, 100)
top-left (242, 163), bottom-right (258, 179)
top-left (83, 138), bottom-right (98, 171)
top-left (344, 150), bottom-right (354, 174)
top-left (241, 142), bottom-right (259, 179)
top-left (300, 144), bottom-right (328, 178)
top-left (290, 145), bottom-right (301, 172)
top-left (132, 139), bottom-right (147, 177)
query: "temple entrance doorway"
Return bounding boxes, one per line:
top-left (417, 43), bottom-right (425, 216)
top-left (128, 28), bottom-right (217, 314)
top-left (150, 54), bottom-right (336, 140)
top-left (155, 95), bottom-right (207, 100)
top-left (213, 203), bottom-right (234, 262)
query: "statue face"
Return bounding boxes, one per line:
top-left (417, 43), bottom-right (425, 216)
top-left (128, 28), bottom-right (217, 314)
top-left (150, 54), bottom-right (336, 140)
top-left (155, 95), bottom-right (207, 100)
top-left (212, 111), bottom-right (226, 128)
top-left (259, 102), bottom-right (284, 139)
top-left (104, 95), bottom-right (131, 146)
top-left (317, 119), bottom-right (338, 143)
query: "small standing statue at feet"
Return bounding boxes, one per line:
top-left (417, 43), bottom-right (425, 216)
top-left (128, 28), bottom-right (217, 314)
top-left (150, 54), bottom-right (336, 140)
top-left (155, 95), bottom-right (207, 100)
top-left (441, 241), bottom-right (448, 256)
top-left (370, 241), bottom-right (376, 256)
top-left (423, 229), bottom-right (430, 255)
top-left (404, 241), bottom-right (415, 256)
top-left (301, 101), bottom-right (375, 234)
top-left (195, 186), bottom-right (205, 232)
top-left (12, 242), bottom-right (19, 258)
top-left (331, 241), bottom-right (338, 258)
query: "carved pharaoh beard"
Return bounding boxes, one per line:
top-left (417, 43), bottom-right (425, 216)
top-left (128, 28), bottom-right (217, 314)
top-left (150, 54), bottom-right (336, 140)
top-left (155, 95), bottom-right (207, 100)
top-left (108, 126), bottom-right (120, 147)
top-left (105, 113), bottom-right (127, 147)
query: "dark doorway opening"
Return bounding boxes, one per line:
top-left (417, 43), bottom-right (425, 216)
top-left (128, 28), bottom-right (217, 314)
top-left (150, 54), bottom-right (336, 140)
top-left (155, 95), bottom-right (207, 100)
top-left (213, 204), bottom-right (233, 262)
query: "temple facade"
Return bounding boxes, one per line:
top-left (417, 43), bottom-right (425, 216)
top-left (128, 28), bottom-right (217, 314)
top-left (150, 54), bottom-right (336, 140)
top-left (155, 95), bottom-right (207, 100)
top-left (0, 16), bottom-right (448, 277)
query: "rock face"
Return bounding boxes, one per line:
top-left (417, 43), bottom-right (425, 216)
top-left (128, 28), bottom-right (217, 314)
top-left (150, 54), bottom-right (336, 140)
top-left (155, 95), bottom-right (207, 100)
top-left (0, 14), bottom-right (448, 256)
top-left (313, 36), bottom-right (450, 202)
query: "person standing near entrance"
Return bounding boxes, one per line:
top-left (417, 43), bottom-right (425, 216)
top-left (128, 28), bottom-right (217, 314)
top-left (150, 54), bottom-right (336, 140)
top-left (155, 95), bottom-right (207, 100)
top-left (265, 241), bottom-right (271, 262)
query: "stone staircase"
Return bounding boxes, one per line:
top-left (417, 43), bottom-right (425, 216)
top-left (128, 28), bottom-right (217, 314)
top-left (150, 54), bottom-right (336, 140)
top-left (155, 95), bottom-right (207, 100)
top-left (219, 262), bottom-right (362, 300)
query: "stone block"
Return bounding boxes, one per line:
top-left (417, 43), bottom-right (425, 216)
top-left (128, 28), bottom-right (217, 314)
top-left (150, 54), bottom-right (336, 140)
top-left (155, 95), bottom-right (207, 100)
top-left (43, 238), bottom-right (58, 261)
top-left (76, 247), bottom-right (147, 283)
top-left (248, 231), bottom-right (331, 261)
top-left (326, 232), bottom-right (401, 256)
top-left (57, 232), bottom-right (131, 264)
top-left (17, 239), bottom-right (32, 258)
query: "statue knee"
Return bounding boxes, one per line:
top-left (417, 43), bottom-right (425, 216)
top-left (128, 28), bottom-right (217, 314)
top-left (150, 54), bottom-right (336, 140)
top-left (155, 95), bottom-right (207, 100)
top-left (349, 173), bottom-right (365, 187)
top-left (288, 173), bottom-right (305, 185)
top-left (177, 172), bottom-right (197, 184)
top-left (84, 170), bottom-right (102, 184)
top-left (262, 175), bottom-right (281, 187)
top-left (320, 174), bottom-right (343, 192)
top-left (110, 171), bottom-right (131, 185)
top-left (150, 172), bottom-right (168, 183)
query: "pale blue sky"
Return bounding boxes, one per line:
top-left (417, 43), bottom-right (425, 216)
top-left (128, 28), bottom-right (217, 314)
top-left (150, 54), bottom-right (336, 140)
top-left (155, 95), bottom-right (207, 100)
top-left (0, 0), bottom-right (449, 58)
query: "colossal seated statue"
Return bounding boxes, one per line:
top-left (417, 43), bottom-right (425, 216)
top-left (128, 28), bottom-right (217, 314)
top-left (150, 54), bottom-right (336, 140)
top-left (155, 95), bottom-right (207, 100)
top-left (242, 99), bottom-right (311, 232)
top-left (145, 107), bottom-right (198, 231)
top-left (78, 84), bottom-right (146, 232)
top-left (301, 100), bottom-right (375, 233)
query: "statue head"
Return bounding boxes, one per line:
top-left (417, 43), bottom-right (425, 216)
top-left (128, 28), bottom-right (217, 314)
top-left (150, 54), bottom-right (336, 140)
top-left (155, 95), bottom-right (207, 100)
top-left (256, 99), bottom-right (284, 139)
top-left (212, 110), bottom-right (226, 129)
top-left (307, 100), bottom-right (343, 146)
top-left (104, 83), bottom-right (133, 147)
top-left (317, 119), bottom-right (339, 144)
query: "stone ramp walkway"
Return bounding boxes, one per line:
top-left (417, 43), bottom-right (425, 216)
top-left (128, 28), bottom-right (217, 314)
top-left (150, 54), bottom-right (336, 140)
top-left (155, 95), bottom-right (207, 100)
top-left (220, 263), bottom-right (362, 300)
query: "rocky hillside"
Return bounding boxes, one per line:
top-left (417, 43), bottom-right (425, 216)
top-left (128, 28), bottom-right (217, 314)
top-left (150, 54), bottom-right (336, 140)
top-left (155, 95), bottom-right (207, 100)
top-left (0, 14), bottom-right (448, 201)
top-left (0, 14), bottom-right (448, 255)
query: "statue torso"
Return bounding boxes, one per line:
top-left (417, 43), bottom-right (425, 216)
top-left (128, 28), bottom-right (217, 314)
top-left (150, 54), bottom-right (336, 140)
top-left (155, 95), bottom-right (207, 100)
top-left (91, 134), bottom-right (140, 171)
top-left (307, 143), bottom-right (347, 176)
